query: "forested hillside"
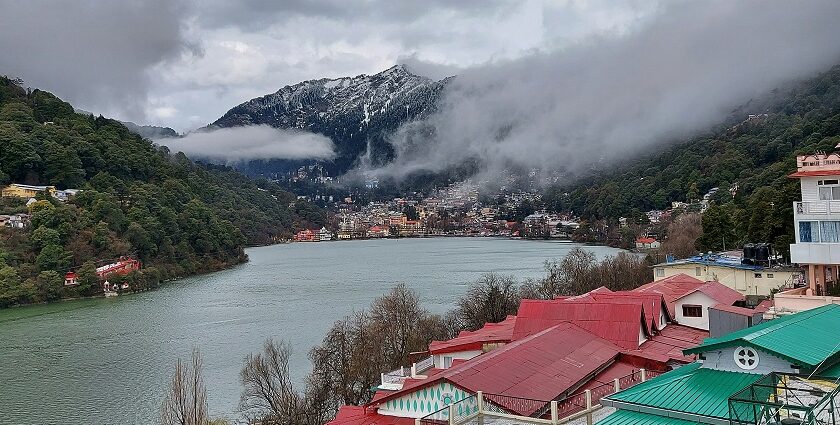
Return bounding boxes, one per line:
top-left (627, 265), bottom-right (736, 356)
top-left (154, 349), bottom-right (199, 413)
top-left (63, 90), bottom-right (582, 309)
top-left (0, 77), bottom-right (325, 306)
top-left (545, 65), bottom-right (840, 258)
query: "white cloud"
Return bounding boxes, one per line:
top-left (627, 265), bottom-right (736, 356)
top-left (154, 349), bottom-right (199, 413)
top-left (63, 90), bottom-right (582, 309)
top-left (158, 125), bottom-right (336, 163)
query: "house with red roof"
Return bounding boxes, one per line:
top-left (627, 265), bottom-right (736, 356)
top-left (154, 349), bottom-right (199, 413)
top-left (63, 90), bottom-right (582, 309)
top-left (427, 315), bottom-right (516, 369)
top-left (635, 237), bottom-right (660, 250)
top-left (328, 280), bottom-right (718, 425)
top-left (632, 273), bottom-right (745, 330)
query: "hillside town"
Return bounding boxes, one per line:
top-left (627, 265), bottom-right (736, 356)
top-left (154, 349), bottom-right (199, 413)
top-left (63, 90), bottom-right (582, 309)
top-left (325, 148), bottom-right (840, 425)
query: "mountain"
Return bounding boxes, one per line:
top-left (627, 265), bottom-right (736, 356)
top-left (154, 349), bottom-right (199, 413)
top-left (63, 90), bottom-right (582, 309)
top-left (0, 76), bottom-right (325, 307)
top-left (120, 121), bottom-right (178, 139)
top-left (210, 64), bottom-right (451, 175)
top-left (544, 65), bottom-right (840, 257)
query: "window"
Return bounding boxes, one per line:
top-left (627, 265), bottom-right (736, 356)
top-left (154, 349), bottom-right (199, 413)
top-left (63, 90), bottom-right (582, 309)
top-left (656, 268), bottom-right (664, 277)
top-left (821, 221), bottom-right (840, 242)
top-left (443, 356), bottom-right (453, 368)
top-left (682, 305), bottom-right (703, 318)
top-left (754, 273), bottom-right (762, 278)
top-left (800, 221), bottom-right (819, 242)
top-left (819, 181), bottom-right (840, 200)
top-left (695, 267), bottom-right (702, 276)
top-left (734, 346), bottom-right (759, 370)
top-left (767, 273), bottom-right (774, 278)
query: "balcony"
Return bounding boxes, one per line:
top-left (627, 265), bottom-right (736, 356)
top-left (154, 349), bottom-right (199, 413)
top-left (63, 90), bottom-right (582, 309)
top-left (417, 369), bottom-right (660, 425)
top-left (380, 356), bottom-right (435, 390)
top-left (728, 372), bottom-right (840, 425)
top-left (794, 201), bottom-right (840, 220)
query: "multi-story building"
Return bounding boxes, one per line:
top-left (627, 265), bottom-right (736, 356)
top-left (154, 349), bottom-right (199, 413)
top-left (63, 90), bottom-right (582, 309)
top-left (789, 148), bottom-right (840, 294)
top-left (1, 184), bottom-right (56, 198)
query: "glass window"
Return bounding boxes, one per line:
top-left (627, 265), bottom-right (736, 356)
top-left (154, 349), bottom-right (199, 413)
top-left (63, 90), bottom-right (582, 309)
top-left (443, 356), bottom-right (453, 368)
top-left (800, 221), bottom-right (819, 242)
top-left (754, 273), bottom-right (762, 278)
top-left (682, 305), bottom-right (703, 318)
top-left (695, 267), bottom-right (701, 276)
top-left (834, 187), bottom-right (840, 200)
top-left (821, 221), bottom-right (840, 243)
top-left (656, 268), bottom-right (664, 277)
top-left (767, 273), bottom-right (774, 278)
top-left (820, 186), bottom-right (833, 200)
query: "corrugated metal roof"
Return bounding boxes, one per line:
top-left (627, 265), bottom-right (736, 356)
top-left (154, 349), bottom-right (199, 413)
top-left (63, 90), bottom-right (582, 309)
top-left (428, 315), bottom-right (516, 354)
top-left (628, 324), bottom-right (708, 363)
top-left (327, 406), bottom-right (417, 425)
top-left (374, 323), bottom-right (622, 413)
top-left (684, 304), bottom-right (840, 367)
top-left (514, 299), bottom-right (649, 349)
top-left (633, 275), bottom-right (743, 317)
top-left (596, 409), bottom-right (700, 425)
top-left (605, 363), bottom-right (761, 419)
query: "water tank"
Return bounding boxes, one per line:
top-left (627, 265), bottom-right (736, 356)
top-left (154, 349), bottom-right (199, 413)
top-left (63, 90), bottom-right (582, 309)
top-left (755, 243), bottom-right (770, 264)
top-left (742, 244), bottom-right (755, 264)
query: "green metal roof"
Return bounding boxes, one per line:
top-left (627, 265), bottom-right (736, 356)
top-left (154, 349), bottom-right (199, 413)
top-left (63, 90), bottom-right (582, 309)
top-left (604, 363), bottom-right (762, 419)
top-left (596, 410), bottom-right (703, 425)
top-left (683, 304), bottom-right (840, 367)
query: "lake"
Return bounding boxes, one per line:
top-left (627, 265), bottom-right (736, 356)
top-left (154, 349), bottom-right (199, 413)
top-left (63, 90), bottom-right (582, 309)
top-left (0, 238), bottom-right (623, 424)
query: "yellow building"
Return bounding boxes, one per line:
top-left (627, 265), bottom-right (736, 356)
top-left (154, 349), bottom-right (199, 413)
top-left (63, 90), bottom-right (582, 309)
top-left (1, 184), bottom-right (56, 198)
top-left (653, 254), bottom-right (803, 297)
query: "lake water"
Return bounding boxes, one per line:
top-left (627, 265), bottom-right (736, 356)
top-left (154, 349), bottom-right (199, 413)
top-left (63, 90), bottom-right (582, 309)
top-left (0, 238), bottom-right (623, 424)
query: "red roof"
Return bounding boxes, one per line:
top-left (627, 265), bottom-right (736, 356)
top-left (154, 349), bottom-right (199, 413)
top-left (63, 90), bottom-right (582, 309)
top-left (709, 303), bottom-right (761, 317)
top-left (513, 299), bottom-right (649, 349)
top-left (580, 290), bottom-right (671, 331)
top-left (628, 324), bottom-right (708, 363)
top-left (327, 406), bottom-right (415, 425)
top-left (633, 274), bottom-right (744, 316)
top-left (789, 170), bottom-right (840, 178)
top-left (755, 299), bottom-right (774, 313)
top-left (373, 324), bottom-right (621, 415)
top-left (636, 237), bottom-right (657, 244)
top-left (428, 315), bottom-right (516, 354)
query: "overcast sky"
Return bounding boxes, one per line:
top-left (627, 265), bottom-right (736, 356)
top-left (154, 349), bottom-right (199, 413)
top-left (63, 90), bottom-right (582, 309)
top-left (0, 0), bottom-right (657, 132)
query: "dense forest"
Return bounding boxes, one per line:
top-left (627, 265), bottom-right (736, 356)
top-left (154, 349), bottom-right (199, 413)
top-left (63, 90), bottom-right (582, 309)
top-left (0, 77), bottom-right (325, 307)
top-left (545, 65), bottom-right (840, 259)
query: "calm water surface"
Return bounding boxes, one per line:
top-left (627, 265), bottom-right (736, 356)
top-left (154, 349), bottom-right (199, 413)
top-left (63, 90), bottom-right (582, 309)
top-left (0, 238), bottom-right (622, 424)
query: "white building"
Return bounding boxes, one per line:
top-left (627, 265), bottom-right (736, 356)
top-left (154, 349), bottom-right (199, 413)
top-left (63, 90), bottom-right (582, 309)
top-left (789, 148), bottom-right (840, 294)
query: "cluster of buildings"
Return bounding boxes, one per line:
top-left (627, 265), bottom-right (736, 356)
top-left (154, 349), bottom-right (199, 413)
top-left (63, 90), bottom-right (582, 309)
top-left (328, 273), bottom-right (767, 425)
top-left (1, 183), bottom-right (81, 202)
top-left (326, 147), bottom-right (840, 425)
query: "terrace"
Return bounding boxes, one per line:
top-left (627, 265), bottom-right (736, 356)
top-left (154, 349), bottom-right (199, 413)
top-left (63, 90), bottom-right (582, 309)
top-left (380, 356), bottom-right (436, 390)
top-left (417, 369), bottom-right (662, 425)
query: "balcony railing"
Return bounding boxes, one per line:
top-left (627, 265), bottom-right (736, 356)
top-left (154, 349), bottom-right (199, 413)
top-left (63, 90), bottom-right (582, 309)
top-left (795, 201), bottom-right (840, 215)
top-left (380, 356), bottom-right (435, 389)
top-left (417, 369), bottom-right (656, 425)
top-left (728, 372), bottom-right (840, 425)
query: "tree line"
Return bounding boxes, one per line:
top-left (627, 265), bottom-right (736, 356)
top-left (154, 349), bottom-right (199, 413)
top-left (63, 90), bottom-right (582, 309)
top-left (0, 76), bottom-right (325, 307)
top-left (159, 248), bottom-right (652, 424)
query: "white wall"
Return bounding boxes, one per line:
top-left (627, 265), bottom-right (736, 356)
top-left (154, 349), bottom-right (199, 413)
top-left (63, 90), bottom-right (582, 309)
top-left (790, 242), bottom-right (840, 265)
top-left (801, 177), bottom-right (820, 202)
top-left (674, 291), bottom-right (717, 330)
top-left (377, 381), bottom-right (474, 418)
top-left (433, 350), bottom-right (483, 369)
top-left (700, 346), bottom-right (799, 375)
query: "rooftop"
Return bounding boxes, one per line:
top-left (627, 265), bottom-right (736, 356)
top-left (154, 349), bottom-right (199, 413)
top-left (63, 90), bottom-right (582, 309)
top-left (684, 304), bottom-right (840, 368)
top-left (633, 274), bottom-right (744, 316)
top-left (428, 315), bottom-right (516, 354)
top-left (654, 254), bottom-right (771, 271)
top-left (603, 363), bottom-right (762, 421)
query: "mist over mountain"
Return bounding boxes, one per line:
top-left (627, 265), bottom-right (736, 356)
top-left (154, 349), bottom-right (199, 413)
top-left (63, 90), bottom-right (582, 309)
top-left (204, 65), bottom-right (449, 176)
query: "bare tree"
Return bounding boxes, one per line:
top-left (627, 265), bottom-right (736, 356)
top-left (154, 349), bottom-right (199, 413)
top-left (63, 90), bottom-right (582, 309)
top-left (240, 339), bottom-right (317, 425)
top-left (660, 213), bottom-right (703, 258)
top-left (161, 349), bottom-right (208, 425)
top-left (457, 273), bottom-right (521, 331)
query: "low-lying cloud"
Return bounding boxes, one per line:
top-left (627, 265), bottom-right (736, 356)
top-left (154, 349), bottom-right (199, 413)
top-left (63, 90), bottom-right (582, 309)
top-left (365, 0), bottom-right (840, 181)
top-left (158, 125), bottom-right (336, 163)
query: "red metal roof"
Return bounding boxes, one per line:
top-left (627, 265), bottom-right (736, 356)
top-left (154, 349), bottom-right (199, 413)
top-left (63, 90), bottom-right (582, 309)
top-left (709, 303), bottom-right (761, 316)
top-left (789, 170), bottom-right (840, 177)
top-left (632, 274), bottom-right (744, 316)
top-left (513, 299), bottom-right (649, 349)
top-left (428, 315), bottom-right (516, 354)
top-left (327, 406), bottom-right (416, 425)
top-left (628, 324), bottom-right (708, 363)
top-left (373, 323), bottom-right (622, 414)
top-left (636, 237), bottom-right (657, 243)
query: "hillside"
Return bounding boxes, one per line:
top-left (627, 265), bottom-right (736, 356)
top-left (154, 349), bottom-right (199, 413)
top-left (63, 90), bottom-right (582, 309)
top-left (0, 76), bottom-right (325, 307)
top-left (208, 64), bottom-right (450, 175)
top-left (544, 65), bottom-right (840, 258)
